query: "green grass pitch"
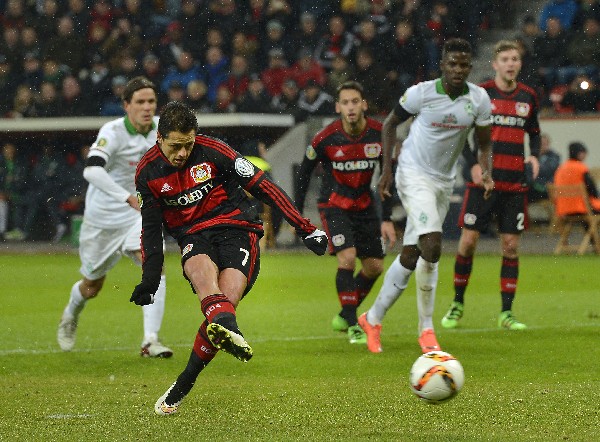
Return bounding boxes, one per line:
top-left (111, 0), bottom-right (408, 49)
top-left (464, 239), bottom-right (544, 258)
top-left (1, 250), bottom-right (598, 441)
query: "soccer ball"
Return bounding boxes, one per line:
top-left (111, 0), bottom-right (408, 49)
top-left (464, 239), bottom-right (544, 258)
top-left (409, 351), bottom-right (464, 404)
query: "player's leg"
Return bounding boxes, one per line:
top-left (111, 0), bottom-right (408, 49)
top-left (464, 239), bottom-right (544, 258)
top-left (0, 196), bottom-right (8, 238)
top-left (354, 209), bottom-right (386, 307)
top-left (415, 232), bottom-right (442, 353)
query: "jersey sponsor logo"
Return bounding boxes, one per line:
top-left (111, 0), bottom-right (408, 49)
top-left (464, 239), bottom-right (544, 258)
top-left (190, 163), bottom-right (211, 183)
top-left (491, 115), bottom-right (526, 127)
top-left (164, 182), bottom-right (214, 206)
top-left (182, 243), bottom-right (193, 255)
top-left (431, 113), bottom-right (469, 130)
top-left (332, 159), bottom-right (378, 171)
top-left (364, 143), bottom-right (381, 158)
top-left (332, 234), bottom-right (345, 247)
top-left (160, 183), bottom-right (173, 193)
top-left (136, 191), bottom-right (143, 208)
top-left (306, 145), bottom-right (317, 160)
top-left (515, 102), bottom-right (530, 117)
top-left (463, 213), bottom-right (477, 225)
top-left (235, 157), bottom-right (255, 177)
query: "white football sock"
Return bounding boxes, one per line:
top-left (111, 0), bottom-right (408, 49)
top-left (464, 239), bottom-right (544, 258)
top-left (64, 280), bottom-right (87, 318)
top-left (415, 257), bottom-right (439, 333)
top-left (367, 257), bottom-right (413, 325)
top-left (142, 274), bottom-right (166, 344)
top-left (0, 200), bottom-right (8, 233)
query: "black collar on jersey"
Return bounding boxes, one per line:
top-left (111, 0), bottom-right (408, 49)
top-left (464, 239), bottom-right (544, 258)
top-left (124, 115), bottom-right (156, 137)
top-left (436, 78), bottom-right (469, 100)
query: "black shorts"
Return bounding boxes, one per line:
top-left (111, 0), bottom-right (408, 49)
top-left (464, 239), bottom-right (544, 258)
top-left (179, 228), bottom-right (261, 296)
top-left (458, 187), bottom-right (528, 234)
top-left (319, 206), bottom-right (385, 258)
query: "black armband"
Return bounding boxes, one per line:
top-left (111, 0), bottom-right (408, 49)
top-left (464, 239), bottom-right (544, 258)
top-left (86, 156), bottom-right (107, 167)
top-left (393, 103), bottom-right (413, 122)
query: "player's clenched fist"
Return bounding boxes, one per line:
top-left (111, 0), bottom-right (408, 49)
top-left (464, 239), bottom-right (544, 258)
top-left (302, 229), bottom-right (328, 255)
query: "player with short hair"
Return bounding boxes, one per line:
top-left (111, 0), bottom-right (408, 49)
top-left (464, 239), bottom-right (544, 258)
top-left (57, 76), bottom-right (173, 358)
top-left (359, 38), bottom-right (494, 353)
top-left (441, 40), bottom-right (541, 331)
top-left (295, 80), bottom-right (397, 345)
top-left (132, 101), bottom-right (327, 415)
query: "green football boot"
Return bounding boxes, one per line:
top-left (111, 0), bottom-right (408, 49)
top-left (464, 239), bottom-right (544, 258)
top-left (498, 311), bottom-right (527, 330)
top-left (331, 314), bottom-right (349, 332)
top-left (441, 301), bottom-right (464, 329)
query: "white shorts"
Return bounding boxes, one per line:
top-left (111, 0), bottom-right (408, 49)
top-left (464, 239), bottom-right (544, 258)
top-left (79, 217), bottom-right (143, 280)
top-left (396, 167), bottom-right (454, 246)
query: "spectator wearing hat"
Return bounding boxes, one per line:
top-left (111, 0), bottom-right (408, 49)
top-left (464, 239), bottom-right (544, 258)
top-left (289, 47), bottom-right (327, 90)
top-left (296, 79), bottom-right (335, 121)
top-left (160, 50), bottom-right (203, 95)
top-left (237, 73), bottom-right (272, 113)
top-left (100, 75), bottom-right (127, 116)
top-left (0, 54), bottom-right (18, 116)
top-left (314, 15), bottom-right (359, 71)
top-left (261, 47), bottom-right (292, 97)
top-left (270, 78), bottom-right (300, 116)
top-left (554, 141), bottom-right (600, 214)
top-left (223, 54), bottom-right (251, 105)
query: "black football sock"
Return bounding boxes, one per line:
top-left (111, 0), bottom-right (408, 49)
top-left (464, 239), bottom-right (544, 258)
top-left (336, 268), bottom-right (358, 326)
top-left (500, 256), bottom-right (518, 311)
top-left (453, 254), bottom-right (473, 304)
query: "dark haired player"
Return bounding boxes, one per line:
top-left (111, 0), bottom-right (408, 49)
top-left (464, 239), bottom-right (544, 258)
top-left (131, 101), bottom-right (327, 415)
top-left (359, 38), bottom-right (494, 353)
top-left (57, 76), bottom-right (173, 358)
top-left (295, 81), bottom-right (397, 345)
top-left (441, 40), bottom-right (541, 331)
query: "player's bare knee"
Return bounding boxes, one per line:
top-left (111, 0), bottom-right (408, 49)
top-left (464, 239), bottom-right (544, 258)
top-left (400, 246), bottom-right (420, 270)
top-left (80, 278), bottom-right (103, 299)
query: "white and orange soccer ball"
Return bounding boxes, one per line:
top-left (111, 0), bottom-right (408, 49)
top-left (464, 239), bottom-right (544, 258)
top-left (409, 351), bottom-right (465, 404)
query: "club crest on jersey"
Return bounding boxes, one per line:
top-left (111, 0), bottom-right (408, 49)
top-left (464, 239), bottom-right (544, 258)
top-left (515, 102), bottom-right (530, 117)
top-left (182, 244), bottom-right (193, 256)
top-left (190, 163), bottom-right (211, 183)
top-left (364, 143), bottom-right (381, 158)
top-left (235, 157), bottom-right (255, 177)
top-left (136, 192), bottom-right (143, 208)
top-left (463, 213), bottom-right (477, 225)
top-left (332, 234), bottom-right (345, 247)
top-left (306, 145), bottom-right (317, 160)
top-left (464, 102), bottom-right (474, 116)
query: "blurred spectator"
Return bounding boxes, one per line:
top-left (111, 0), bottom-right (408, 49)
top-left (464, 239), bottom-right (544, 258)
top-left (89, 0), bottom-right (113, 31)
top-left (6, 84), bottom-right (37, 118)
top-left (237, 73), bottom-right (272, 113)
top-left (140, 52), bottom-right (165, 92)
top-left (118, 0), bottom-right (153, 40)
top-left (207, 0), bottom-right (244, 34)
top-left (512, 16), bottom-right (540, 53)
top-left (205, 27), bottom-right (228, 56)
top-left (103, 17), bottom-right (144, 67)
top-left (58, 75), bottom-right (94, 116)
top-left (290, 47), bottom-right (327, 89)
top-left (265, 0), bottom-right (293, 30)
top-left (41, 57), bottom-right (67, 89)
top-left (0, 143), bottom-right (29, 240)
top-left (85, 21), bottom-right (110, 63)
top-left (0, 55), bottom-right (17, 115)
top-left (353, 47), bottom-right (391, 114)
top-left (296, 79), bottom-right (335, 121)
top-left (57, 144), bottom-right (89, 237)
top-left (387, 18), bottom-right (426, 94)
top-left (514, 38), bottom-right (543, 92)
top-left (177, 0), bottom-right (207, 58)
top-left (314, 15), bottom-right (359, 70)
top-left (270, 77), bottom-right (300, 115)
top-left (80, 53), bottom-right (112, 113)
top-left (66, 0), bottom-right (91, 37)
top-left (258, 19), bottom-right (293, 70)
top-left (20, 26), bottom-right (43, 59)
top-left (44, 16), bottom-right (86, 74)
top-left (356, 1), bottom-right (393, 38)
top-left (212, 83), bottom-right (236, 113)
top-left (553, 141), bottom-right (600, 214)
top-left (161, 50), bottom-right (202, 94)
top-left (560, 74), bottom-right (600, 113)
top-left (10, 145), bottom-right (68, 241)
top-left (261, 48), bottom-right (291, 97)
top-left (112, 49), bottom-right (141, 79)
top-left (561, 17), bottom-right (600, 85)
top-left (533, 16), bottom-right (570, 89)
top-left (539, 0), bottom-right (578, 32)
top-left (165, 79), bottom-right (186, 103)
top-left (35, 81), bottom-right (61, 117)
top-left (0, 26), bottom-right (21, 68)
top-left (529, 133), bottom-right (561, 202)
top-left (156, 21), bottom-right (188, 70)
top-left (296, 0), bottom-right (334, 25)
top-left (423, 0), bottom-right (459, 78)
top-left (354, 18), bottom-right (388, 66)
top-left (326, 53), bottom-right (354, 95)
top-left (100, 75), bottom-right (127, 116)
top-left (21, 51), bottom-right (43, 90)
top-left (242, 0), bottom-right (267, 44)
top-left (291, 11), bottom-right (321, 53)
top-left (203, 45), bottom-right (229, 104)
top-left (186, 79), bottom-right (212, 113)
top-left (2, 0), bottom-right (28, 29)
top-left (572, 0), bottom-right (600, 31)
top-left (33, 0), bottom-right (60, 40)
top-left (223, 54), bottom-right (251, 104)
top-left (230, 31), bottom-right (259, 64)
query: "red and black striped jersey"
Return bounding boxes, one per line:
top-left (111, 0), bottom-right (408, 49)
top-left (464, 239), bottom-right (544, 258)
top-left (296, 118), bottom-right (383, 212)
top-left (136, 134), bottom-right (315, 277)
top-left (478, 80), bottom-right (540, 193)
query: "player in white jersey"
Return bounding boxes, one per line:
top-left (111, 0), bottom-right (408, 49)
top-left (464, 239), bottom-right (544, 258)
top-left (57, 77), bottom-right (173, 358)
top-left (358, 39), bottom-right (495, 354)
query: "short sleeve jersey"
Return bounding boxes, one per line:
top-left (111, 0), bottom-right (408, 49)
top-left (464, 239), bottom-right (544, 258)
top-left (398, 79), bottom-right (492, 182)
top-left (84, 116), bottom-right (159, 228)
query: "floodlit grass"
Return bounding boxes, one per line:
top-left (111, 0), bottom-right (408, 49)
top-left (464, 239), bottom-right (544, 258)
top-left (0, 251), bottom-right (598, 441)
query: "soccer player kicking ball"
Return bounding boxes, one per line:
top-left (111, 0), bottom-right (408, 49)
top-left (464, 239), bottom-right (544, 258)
top-left (57, 77), bottom-right (173, 358)
top-left (131, 102), bottom-right (327, 415)
top-left (358, 38), bottom-right (494, 353)
top-left (441, 40), bottom-right (541, 331)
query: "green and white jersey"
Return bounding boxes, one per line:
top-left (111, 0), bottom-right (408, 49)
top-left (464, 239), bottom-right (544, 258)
top-left (84, 116), bottom-right (159, 229)
top-left (398, 79), bottom-right (492, 183)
